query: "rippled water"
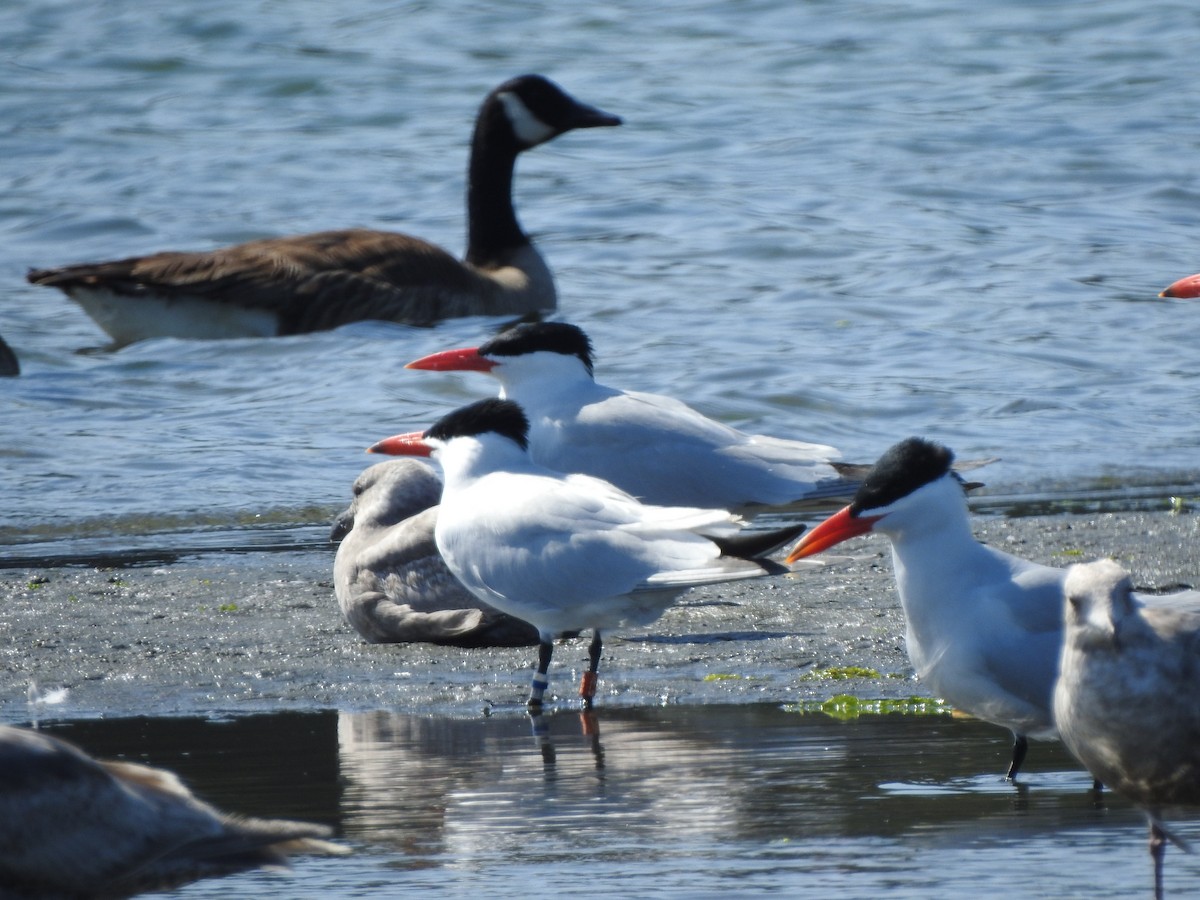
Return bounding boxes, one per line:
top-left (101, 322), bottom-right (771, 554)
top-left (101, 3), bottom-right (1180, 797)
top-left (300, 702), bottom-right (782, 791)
top-left (2, 0), bottom-right (1199, 552)
top-left (34, 706), bottom-right (1198, 899)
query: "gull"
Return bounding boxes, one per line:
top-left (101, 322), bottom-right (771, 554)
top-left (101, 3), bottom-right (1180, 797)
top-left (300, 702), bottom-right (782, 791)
top-left (1055, 558), bottom-right (1200, 900)
top-left (332, 458), bottom-right (538, 646)
top-left (0, 724), bottom-right (346, 897)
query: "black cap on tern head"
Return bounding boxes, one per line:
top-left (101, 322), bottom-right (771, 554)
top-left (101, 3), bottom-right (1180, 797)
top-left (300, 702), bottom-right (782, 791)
top-left (850, 437), bottom-right (956, 515)
top-left (426, 398), bottom-right (530, 451)
top-left (478, 322), bottom-right (595, 377)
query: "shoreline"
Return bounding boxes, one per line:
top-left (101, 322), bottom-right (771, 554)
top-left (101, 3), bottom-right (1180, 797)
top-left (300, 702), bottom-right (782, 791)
top-left (2, 509), bottom-right (1197, 725)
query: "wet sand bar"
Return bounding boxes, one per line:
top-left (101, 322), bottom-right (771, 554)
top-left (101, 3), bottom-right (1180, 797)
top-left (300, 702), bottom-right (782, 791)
top-left (2, 509), bottom-right (1195, 723)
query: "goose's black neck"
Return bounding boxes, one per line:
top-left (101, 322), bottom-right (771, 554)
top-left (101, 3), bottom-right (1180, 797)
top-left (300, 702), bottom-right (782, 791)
top-left (465, 102), bottom-right (526, 268)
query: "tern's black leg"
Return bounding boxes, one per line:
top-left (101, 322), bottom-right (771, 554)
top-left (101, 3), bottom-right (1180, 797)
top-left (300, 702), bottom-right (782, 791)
top-left (1004, 733), bottom-right (1028, 781)
top-left (529, 708), bottom-right (556, 765)
top-left (1150, 821), bottom-right (1166, 900)
top-left (528, 639), bottom-right (554, 709)
top-left (580, 631), bottom-right (602, 708)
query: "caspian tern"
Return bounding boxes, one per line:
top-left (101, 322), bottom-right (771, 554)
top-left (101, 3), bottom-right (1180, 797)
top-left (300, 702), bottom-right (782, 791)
top-left (1159, 273), bottom-right (1200, 298)
top-left (332, 459), bottom-right (539, 647)
top-left (785, 436), bottom-right (1068, 780)
top-left (401, 321), bottom-right (859, 514)
top-left (1055, 559), bottom-right (1200, 900)
top-left (26, 76), bottom-right (620, 345)
top-left (0, 724), bottom-right (346, 896)
top-left (368, 397), bottom-right (800, 709)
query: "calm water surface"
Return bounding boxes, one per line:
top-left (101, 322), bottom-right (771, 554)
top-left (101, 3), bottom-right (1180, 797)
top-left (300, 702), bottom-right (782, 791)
top-left (2, 0), bottom-right (1200, 553)
top-left (34, 706), bottom-right (1199, 899)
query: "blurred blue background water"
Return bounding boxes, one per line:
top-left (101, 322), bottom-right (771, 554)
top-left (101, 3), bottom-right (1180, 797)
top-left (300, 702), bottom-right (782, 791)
top-left (2, 0), bottom-right (1198, 548)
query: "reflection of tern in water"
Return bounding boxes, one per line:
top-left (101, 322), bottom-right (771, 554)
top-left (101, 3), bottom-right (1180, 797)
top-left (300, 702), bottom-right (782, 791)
top-left (0, 724), bottom-right (346, 897)
top-left (336, 707), bottom-right (755, 859)
top-left (334, 705), bottom-right (1101, 873)
top-left (529, 710), bottom-right (606, 771)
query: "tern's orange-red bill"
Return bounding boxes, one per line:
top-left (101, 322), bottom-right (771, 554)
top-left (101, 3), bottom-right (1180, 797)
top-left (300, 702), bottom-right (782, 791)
top-left (1159, 273), bottom-right (1200, 299)
top-left (405, 347), bottom-right (496, 372)
top-left (367, 431), bottom-right (432, 457)
top-left (785, 506), bottom-right (881, 564)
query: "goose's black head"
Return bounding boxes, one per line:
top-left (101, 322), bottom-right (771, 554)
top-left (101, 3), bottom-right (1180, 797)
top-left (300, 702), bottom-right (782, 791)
top-left (850, 437), bottom-right (957, 516)
top-left (426, 398), bottom-right (530, 451)
top-left (486, 74), bottom-right (622, 150)
top-left (478, 321), bottom-right (595, 376)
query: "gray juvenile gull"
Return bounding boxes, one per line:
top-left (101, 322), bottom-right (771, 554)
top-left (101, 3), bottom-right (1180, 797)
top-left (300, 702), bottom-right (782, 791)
top-left (27, 75), bottom-right (621, 345)
top-left (1055, 558), bottom-right (1200, 900)
top-left (0, 724), bottom-right (346, 898)
top-left (333, 458), bottom-right (538, 647)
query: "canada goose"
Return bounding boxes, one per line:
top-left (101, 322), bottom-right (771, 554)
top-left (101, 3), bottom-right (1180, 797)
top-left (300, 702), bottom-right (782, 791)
top-left (26, 74), bottom-right (621, 346)
top-left (0, 724), bottom-right (346, 897)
